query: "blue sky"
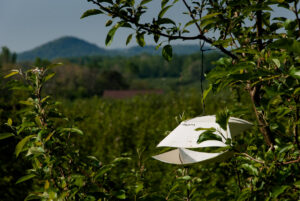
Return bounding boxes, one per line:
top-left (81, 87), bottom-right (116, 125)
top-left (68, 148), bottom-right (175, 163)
top-left (0, 0), bottom-right (295, 53)
top-left (0, 0), bottom-right (196, 53)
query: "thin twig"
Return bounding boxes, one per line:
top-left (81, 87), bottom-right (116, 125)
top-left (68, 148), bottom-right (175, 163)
top-left (182, 0), bottom-right (203, 34)
top-left (241, 153), bottom-right (265, 164)
top-left (282, 156), bottom-right (300, 165)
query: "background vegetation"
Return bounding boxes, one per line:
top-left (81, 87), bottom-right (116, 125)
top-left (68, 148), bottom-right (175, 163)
top-left (1, 0), bottom-right (300, 200)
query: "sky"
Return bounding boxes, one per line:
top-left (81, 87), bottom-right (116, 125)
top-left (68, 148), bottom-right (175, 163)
top-left (0, 0), bottom-right (196, 53)
top-left (0, 0), bottom-right (295, 53)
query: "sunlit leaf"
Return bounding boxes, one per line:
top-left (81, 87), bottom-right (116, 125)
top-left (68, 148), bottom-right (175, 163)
top-left (44, 72), bottom-right (55, 82)
top-left (7, 118), bottom-right (12, 126)
top-left (4, 71), bottom-right (19, 79)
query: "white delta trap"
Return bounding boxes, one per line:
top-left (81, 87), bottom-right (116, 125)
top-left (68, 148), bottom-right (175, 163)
top-left (152, 115), bottom-right (252, 165)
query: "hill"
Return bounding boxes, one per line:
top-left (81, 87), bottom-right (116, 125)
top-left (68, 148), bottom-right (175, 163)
top-left (17, 36), bottom-right (209, 61)
top-left (18, 36), bottom-right (106, 61)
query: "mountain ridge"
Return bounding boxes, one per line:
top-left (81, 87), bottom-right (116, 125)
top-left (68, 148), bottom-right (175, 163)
top-left (17, 36), bottom-right (207, 61)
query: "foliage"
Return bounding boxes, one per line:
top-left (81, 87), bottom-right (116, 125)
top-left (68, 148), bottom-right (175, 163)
top-left (0, 66), bottom-right (136, 200)
top-left (82, 0), bottom-right (300, 199)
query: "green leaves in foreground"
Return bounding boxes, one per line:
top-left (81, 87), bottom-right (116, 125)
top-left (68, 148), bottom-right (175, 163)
top-left (196, 127), bottom-right (223, 144)
top-left (162, 45), bottom-right (172, 61)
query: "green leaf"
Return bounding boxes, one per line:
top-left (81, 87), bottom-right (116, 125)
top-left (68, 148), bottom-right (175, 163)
top-left (157, 18), bottom-right (175, 25)
top-left (116, 190), bottom-right (126, 199)
top-left (16, 174), bottom-right (36, 184)
top-left (87, 155), bottom-right (99, 161)
top-left (162, 45), bottom-right (172, 61)
top-left (202, 84), bottom-right (212, 103)
top-left (184, 19), bottom-right (200, 29)
top-left (81, 9), bottom-right (103, 19)
top-left (279, 144), bottom-right (293, 154)
top-left (195, 127), bottom-right (216, 132)
top-left (140, 0), bottom-right (152, 5)
top-left (46, 62), bottom-right (63, 69)
top-left (15, 135), bottom-right (35, 157)
top-left (272, 59), bottom-right (280, 68)
top-left (44, 72), bottom-right (55, 82)
top-left (136, 33), bottom-right (145, 47)
top-left (4, 70), bottom-right (19, 78)
top-left (24, 194), bottom-right (41, 201)
top-left (271, 185), bottom-right (288, 198)
top-left (126, 34), bottom-right (133, 45)
top-left (289, 67), bottom-right (300, 79)
top-left (197, 130), bottom-right (222, 144)
top-left (158, 5), bottom-right (172, 18)
top-left (61, 128), bottom-right (83, 135)
top-left (216, 109), bottom-right (230, 130)
top-left (294, 180), bottom-right (300, 188)
top-left (161, 0), bottom-right (169, 8)
top-left (241, 164), bottom-right (258, 176)
top-left (19, 100), bottom-right (34, 106)
top-left (106, 20), bottom-right (113, 27)
top-left (113, 157), bottom-right (131, 163)
top-left (95, 165), bottom-right (114, 179)
top-left (200, 12), bottom-right (221, 21)
top-left (41, 96), bottom-right (50, 103)
top-left (177, 175), bottom-right (191, 180)
top-left (106, 25), bottom-right (119, 46)
top-left (0, 133), bottom-right (14, 140)
top-left (269, 38), bottom-right (300, 55)
top-left (7, 118), bottom-right (12, 126)
top-left (135, 182), bottom-right (144, 194)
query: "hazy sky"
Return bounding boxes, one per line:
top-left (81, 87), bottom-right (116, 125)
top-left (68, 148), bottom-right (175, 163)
top-left (0, 0), bottom-right (295, 53)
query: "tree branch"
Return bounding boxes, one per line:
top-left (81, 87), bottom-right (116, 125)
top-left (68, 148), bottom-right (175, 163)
top-left (248, 84), bottom-right (275, 149)
top-left (88, 0), bottom-right (238, 60)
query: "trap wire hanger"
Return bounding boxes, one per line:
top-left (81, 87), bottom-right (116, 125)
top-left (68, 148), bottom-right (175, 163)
top-left (200, 40), bottom-right (214, 115)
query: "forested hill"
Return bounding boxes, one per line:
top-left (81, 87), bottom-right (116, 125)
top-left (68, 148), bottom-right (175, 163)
top-left (17, 36), bottom-right (206, 61)
top-left (18, 36), bottom-right (106, 61)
